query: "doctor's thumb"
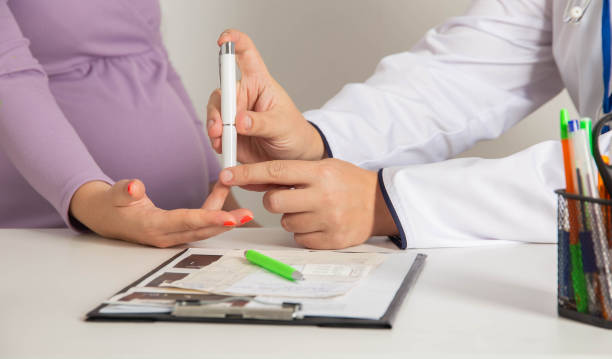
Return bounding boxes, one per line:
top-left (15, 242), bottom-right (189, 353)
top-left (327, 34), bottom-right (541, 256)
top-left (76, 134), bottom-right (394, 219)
top-left (236, 110), bottom-right (282, 139)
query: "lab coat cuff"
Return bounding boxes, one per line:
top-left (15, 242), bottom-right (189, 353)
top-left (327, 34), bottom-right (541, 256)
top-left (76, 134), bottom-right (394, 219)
top-left (308, 121), bottom-right (334, 158)
top-left (377, 169), bottom-right (407, 249)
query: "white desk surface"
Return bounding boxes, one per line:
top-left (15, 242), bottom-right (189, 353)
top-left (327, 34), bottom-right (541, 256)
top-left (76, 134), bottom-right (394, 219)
top-left (1, 228), bottom-right (611, 359)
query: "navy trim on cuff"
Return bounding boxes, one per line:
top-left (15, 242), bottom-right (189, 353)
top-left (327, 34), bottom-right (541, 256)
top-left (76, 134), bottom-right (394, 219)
top-left (308, 121), bottom-right (333, 158)
top-left (377, 168), bottom-right (407, 249)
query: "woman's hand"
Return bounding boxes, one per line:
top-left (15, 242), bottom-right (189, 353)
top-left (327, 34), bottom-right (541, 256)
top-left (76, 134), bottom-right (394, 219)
top-left (207, 29), bottom-right (326, 163)
top-left (69, 179), bottom-right (253, 248)
top-left (218, 159), bottom-right (398, 249)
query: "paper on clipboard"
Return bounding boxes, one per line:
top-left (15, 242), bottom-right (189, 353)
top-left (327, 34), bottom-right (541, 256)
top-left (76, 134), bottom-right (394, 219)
top-left (95, 248), bottom-right (420, 321)
top-left (167, 250), bottom-right (385, 298)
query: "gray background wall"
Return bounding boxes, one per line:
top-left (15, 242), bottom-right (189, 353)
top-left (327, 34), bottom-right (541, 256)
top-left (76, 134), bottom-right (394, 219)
top-left (160, 0), bottom-right (577, 227)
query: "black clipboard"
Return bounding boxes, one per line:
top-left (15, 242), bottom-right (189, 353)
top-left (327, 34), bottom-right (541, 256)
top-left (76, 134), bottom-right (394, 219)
top-left (86, 249), bottom-right (426, 329)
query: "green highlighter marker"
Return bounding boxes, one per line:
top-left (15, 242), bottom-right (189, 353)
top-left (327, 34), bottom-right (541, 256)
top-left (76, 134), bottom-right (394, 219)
top-left (579, 117), bottom-right (593, 155)
top-left (244, 250), bottom-right (304, 281)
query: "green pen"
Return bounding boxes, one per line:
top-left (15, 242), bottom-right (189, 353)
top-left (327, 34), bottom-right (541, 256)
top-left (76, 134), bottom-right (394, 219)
top-left (244, 250), bottom-right (304, 281)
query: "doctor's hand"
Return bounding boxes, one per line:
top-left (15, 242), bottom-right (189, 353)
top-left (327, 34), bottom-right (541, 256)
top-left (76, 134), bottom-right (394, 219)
top-left (207, 29), bottom-right (326, 163)
top-left (218, 159), bottom-right (399, 249)
top-left (69, 180), bottom-right (253, 248)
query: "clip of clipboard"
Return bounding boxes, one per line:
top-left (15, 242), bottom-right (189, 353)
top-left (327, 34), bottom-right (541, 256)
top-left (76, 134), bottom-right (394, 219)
top-left (171, 298), bottom-right (301, 321)
top-left (86, 249), bottom-right (426, 329)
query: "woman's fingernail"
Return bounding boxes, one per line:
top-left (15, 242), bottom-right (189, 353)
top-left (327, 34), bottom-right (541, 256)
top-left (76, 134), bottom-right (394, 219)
top-left (244, 116), bottom-right (252, 130)
top-left (207, 119), bottom-right (214, 129)
top-left (220, 170), bottom-right (233, 183)
top-left (223, 221), bottom-right (236, 227)
top-left (127, 182), bottom-right (134, 195)
top-left (240, 215), bottom-right (253, 224)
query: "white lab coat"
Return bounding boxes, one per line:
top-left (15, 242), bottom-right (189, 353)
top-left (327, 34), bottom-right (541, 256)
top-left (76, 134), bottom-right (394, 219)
top-left (305, 0), bottom-right (602, 248)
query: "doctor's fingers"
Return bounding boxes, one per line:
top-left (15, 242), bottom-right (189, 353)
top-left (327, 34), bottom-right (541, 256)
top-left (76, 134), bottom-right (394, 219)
top-left (236, 109), bottom-right (287, 139)
top-left (238, 183), bottom-right (289, 192)
top-left (294, 232), bottom-right (349, 250)
top-left (207, 87), bottom-right (245, 144)
top-left (207, 83), bottom-right (255, 152)
top-left (218, 29), bottom-right (269, 77)
top-left (219, 160), bottom-right (318, 187)
top-left (206, 89), bottom-right (223, 153)
top-left (280, 213), bottom-right (324, 234)
top-left (263, 188), bottom-right (319, 214)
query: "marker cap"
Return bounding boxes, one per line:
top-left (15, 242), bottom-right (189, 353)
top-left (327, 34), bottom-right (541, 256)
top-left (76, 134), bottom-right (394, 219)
top-left (568, 119), bottom-right (580, 133)
top-left (580, 117), bottom-right (593, 153)
top-left (579, 117), bottom-right (592, 130)
top-left (560, 109), bottom-right (570, 140)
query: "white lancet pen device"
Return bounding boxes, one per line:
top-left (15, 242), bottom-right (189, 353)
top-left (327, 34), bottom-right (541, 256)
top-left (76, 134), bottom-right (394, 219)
top-left (219, 41), bottom-right (237, 168)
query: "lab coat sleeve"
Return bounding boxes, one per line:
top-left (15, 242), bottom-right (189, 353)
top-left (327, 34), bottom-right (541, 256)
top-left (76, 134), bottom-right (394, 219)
top-left (0, 1), bottom-right (113, 230)
top-left (379, 141), bottom-right (564, 248)
top-left (303, 0), bottom-right (565, 247)
top-left (306, 0), bottom-right (562, 167)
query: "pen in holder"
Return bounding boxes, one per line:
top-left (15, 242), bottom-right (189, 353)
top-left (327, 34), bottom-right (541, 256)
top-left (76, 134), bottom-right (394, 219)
top-left (556, 189), bottom-right (612, 328)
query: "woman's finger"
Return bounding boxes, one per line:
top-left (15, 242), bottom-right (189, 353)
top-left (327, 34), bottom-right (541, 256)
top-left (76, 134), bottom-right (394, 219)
top-left (228, 208), bottom-right (254, 225)
top-left (202, 181), bottom-right (230, 210)
top-left (110, 179), bottom-right (146, 206)
top-left (157, 209), bottom-right (237, 233)
top-left (154, 225), bottom-right (233, 248)
top-left (149, 210), bottom-right (253, 248)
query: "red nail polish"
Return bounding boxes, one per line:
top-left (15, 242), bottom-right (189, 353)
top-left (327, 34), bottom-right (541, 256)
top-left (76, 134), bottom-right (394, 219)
top-left (223, 221), bottom-right (236, 227)
top-left (240, 216), bottom-right (253, 224)
top-left (127, 182), bottom-right (134, 195)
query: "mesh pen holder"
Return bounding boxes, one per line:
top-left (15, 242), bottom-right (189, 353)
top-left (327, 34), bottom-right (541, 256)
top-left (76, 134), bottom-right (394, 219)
top-left (556, 189), bottom-right (612, 328)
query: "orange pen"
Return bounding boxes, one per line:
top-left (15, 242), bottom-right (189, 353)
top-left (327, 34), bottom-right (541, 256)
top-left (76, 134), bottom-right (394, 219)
top-left (600, 155), bottom-right (611, 247)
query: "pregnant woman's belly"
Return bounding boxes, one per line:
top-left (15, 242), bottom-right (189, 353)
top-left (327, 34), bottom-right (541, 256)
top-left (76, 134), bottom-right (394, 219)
top-left (0, 50), bottom-right (214, 227)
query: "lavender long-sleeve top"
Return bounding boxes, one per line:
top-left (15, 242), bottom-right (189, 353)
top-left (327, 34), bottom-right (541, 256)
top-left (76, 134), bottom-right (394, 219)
top-left (0, 0), bottom-right (221, 228)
